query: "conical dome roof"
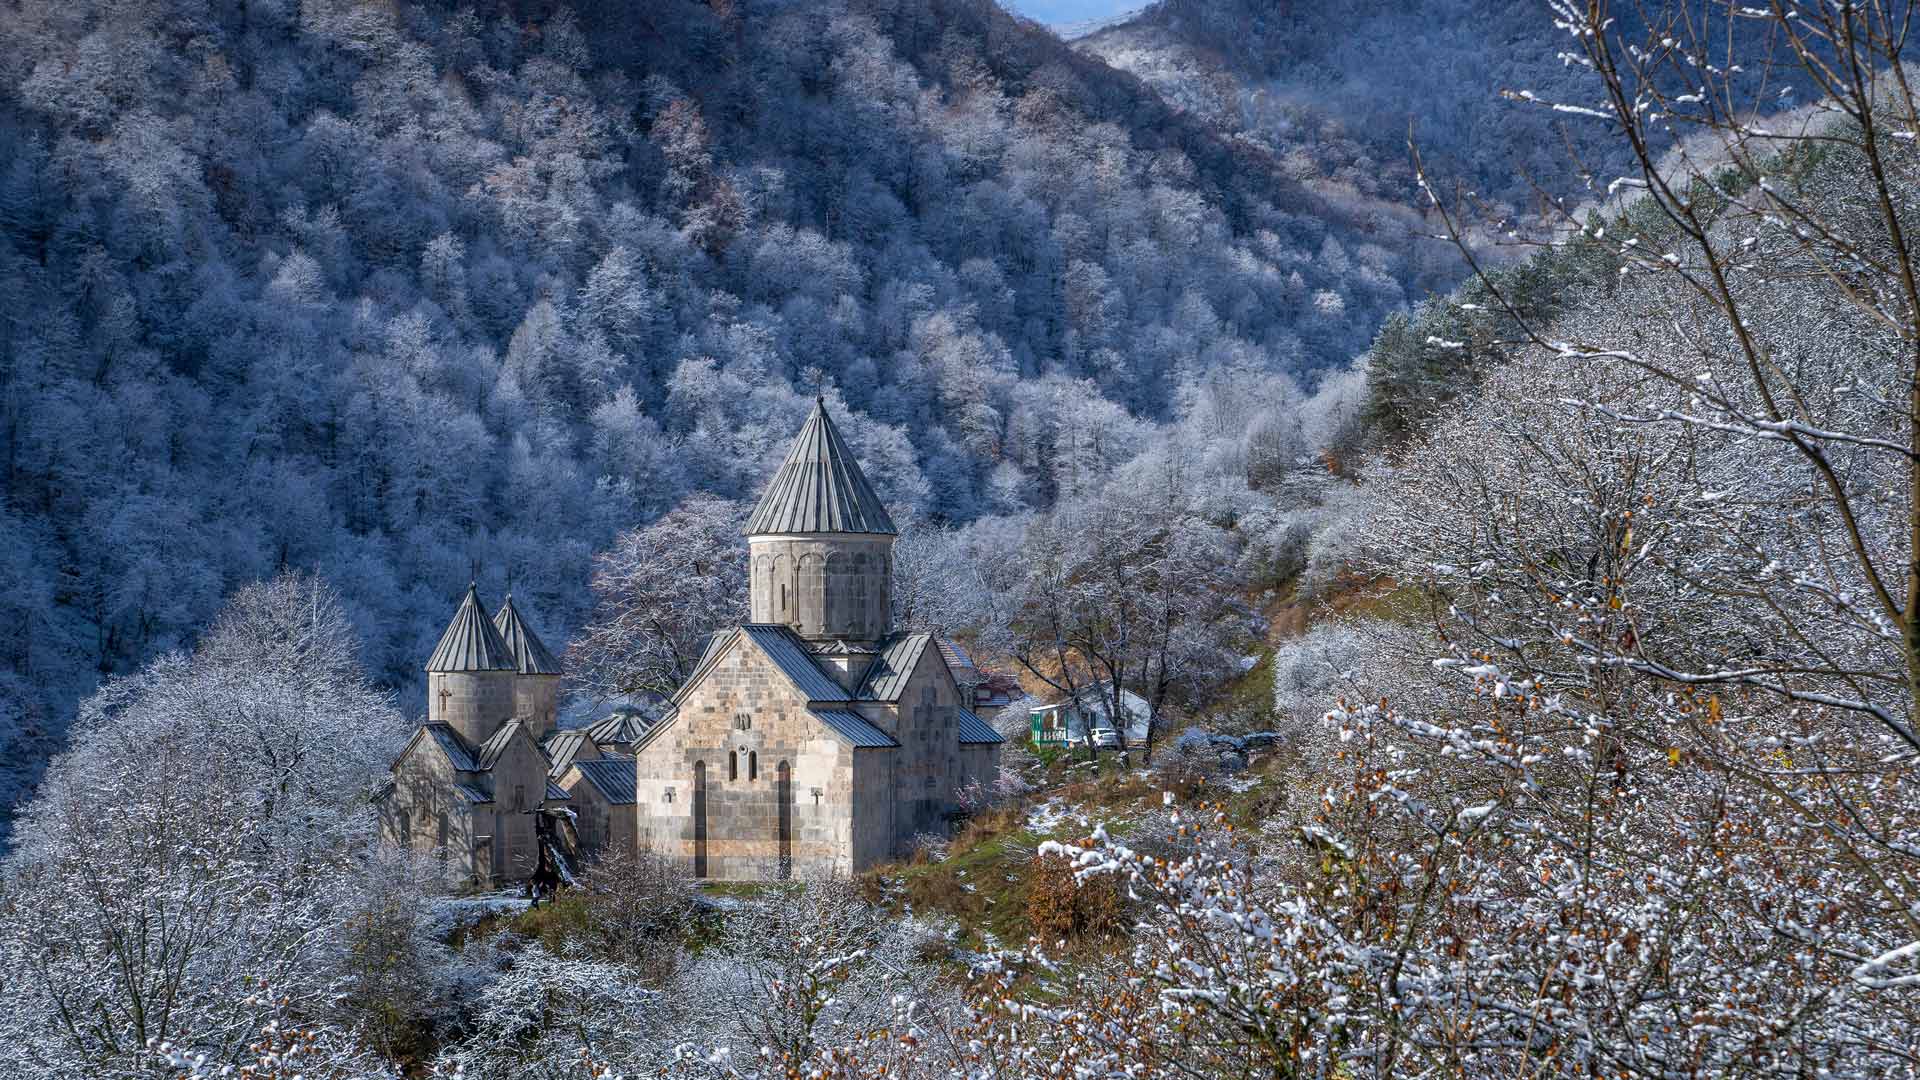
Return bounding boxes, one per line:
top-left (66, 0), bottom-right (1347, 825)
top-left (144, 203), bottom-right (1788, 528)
top-left (493, 594), bottom-right (563, 676)
top-left (426, 583), bottom-right (516, 673)
top-left (744, 399), bottom-right (897, 536)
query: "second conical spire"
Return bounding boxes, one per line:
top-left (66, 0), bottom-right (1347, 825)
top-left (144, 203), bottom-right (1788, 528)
top-left (494, 593), bottom-right (563, 675)
top-left (426, 583), bottom-right (517, 673)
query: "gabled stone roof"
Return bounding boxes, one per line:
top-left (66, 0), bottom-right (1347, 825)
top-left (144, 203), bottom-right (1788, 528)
top-left (493, 594), bottom-right (563, 675)
top-left (427, 584), bottom-right (516, 673)
top-left (541, 729), bottom-right (596, 778)
top-left (476, 718), bottom-right (529, 770)
top-left (856, 633), bottom-right (935, 701)
top-left (431, 723), bottom-right (483, 770)
top-left (588, 706), bottom-right (657, 747)
top-left (740, 625), bottom-right (852, 701)
top-left (744, 399), bottom-right (897, 536)
top-left (957, 707), bottom-right (1006, 745)
top-left (937, 637), bottom-right (977, 675)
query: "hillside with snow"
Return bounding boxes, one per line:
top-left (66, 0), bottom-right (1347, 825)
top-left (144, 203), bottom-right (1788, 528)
top-left (0, 1), bottom-right (1916, 1077)
top-left (0, 0), bottom-right (1458, 833)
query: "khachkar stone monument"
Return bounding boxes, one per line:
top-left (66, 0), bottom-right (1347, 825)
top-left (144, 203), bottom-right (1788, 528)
top-left (627, 399), bottom-right (1005, 880)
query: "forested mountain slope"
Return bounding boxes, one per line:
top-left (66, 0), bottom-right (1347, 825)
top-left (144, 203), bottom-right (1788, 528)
top-left (1080, 0), bottom-right (1815, 223)
top-left (0, 0), bottom-right (1459, 830)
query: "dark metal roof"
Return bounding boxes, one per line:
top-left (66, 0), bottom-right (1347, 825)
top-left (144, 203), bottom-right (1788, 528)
top-left (493, 594), bottom-right (563, 676)
top-left (812, 709), bottom-right (901, 748)
top-left (427, 584), bottom-right (517, 673)
top-left (744, 399), bottom-right (897, 536)
top-left (571, 757), bottom-right (639, 804)
top-left (454, 781), bottom-right (493, 804)
top-left (857, 633), bottom-right (934, 702)
top-left (544, 781), bottom-right (571, 801)
top-left (741, 625), bottom-right (851, 701)
top-left (957, 707), bottom-right (1006, 745)
top-left (424, 723), bottom-right (481, 771)
top-left (541, 730), bottom-right (596, 778)
top-left (476, 719), bottom-right (527, 770)
top-left (588, 706), bottom-right (657, 747)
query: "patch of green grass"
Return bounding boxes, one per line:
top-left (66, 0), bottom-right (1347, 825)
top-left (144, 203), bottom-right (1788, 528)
top-left (868, 807), bottom-right (1050, 950)
top-left (1338, 578), bottom-right (1429, 625)
top-left (1212, 646), bottom-right (1278, 732)
top-left (699, 880), bottom-right (778, 900)
top-left (510, 892), bottom-right (597, 955)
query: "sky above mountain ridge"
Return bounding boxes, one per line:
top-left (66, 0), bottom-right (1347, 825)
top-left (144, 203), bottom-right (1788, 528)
top-left (999, 0), bottom-right (1141, 27)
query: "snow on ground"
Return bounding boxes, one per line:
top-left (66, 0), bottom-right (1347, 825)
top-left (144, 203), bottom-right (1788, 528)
top-left (1025, 797), bottom-right (1093, 835)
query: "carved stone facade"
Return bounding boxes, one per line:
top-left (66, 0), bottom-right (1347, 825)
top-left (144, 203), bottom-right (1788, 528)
top-left (634, 633), bottom-right (873, 878)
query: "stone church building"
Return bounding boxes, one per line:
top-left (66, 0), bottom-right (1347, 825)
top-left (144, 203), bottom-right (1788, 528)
top-left (376, 585), bottom-right (571, 885)
top-left (629, 399), bottom-right (1004, 879)
top-left (377, 400), bottom-right (1002, 885)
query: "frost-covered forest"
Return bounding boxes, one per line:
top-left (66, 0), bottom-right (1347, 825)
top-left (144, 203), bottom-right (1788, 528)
top-left (2, 0), bottom-right (1919, 1077)
top-left (1081, 0), bottom-right (1816, 225)
top-left (0, 0), bottom-right (1462, 826)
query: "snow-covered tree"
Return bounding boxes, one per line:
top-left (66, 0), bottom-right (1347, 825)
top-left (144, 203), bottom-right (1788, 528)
top-left (0, 573), bottom-right (409, 1077)
top-left (568, 496), bottom-right (750, 701)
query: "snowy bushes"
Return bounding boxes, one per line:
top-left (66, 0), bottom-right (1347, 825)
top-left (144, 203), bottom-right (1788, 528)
top-left (0, 573), bottom-right (412, 1077)
top-left (1267, 623), bottom-right (1364, 732)
top-left (1023, 853), bottom-right (1124, 943)
top-left (572, 848), bottom-right (697, 984)
top-left (439, 946), bottom-right (672, 1080)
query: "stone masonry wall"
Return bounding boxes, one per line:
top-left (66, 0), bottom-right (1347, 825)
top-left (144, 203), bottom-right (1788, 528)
top-left (634, 635), bottom-right (855, 880)
top-left (856, 644), bottom-right (964, 852)
top-left (380, 740), bottom-right (480, 884)
top-left (428, 670), bottom-right (516, 745)
top-left (958, 742), bottom-right (1000, 796)
top-left (850, 750), bottom-right (898, 869)
top-left (513, 673), bottom-right (560, 738)
top-left (487, 732), bottom-right (550, 882)
top-left (748, 535), bottom-right (893, 643)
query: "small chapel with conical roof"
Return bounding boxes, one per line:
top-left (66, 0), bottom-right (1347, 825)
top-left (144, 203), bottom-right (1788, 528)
top-left (377, 400), bottom-right (1002, 887)
top-left (376, 584), bottom-right (572, 885)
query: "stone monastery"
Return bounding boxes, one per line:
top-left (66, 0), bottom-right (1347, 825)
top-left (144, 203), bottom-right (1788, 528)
top-left (378, 400), bottom-right (1004, 884)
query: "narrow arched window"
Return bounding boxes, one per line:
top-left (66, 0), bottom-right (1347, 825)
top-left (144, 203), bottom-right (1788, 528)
top-left (749, 750), bottom-right (758, 781)
top-left (693, 762), bottom-right (708, 878)
top-left (729, 750), bottom-right (739, 781)
top-left (777, 761), bottom-right (792, 880)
